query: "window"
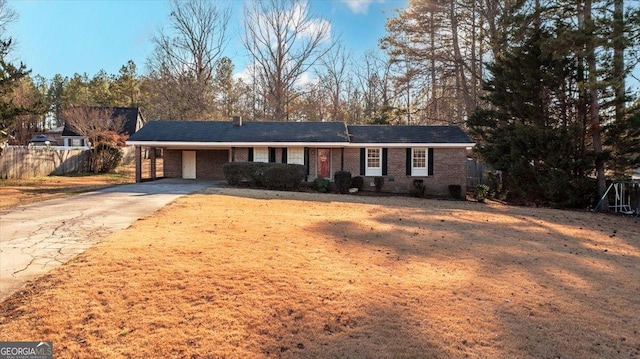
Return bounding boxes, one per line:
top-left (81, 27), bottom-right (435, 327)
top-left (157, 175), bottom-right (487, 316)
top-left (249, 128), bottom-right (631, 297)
top-left (366, 148), bottom-right (382, 176)
top-left (70, 138), bottom-right (84, 147)
top-left (253, 147), bottom-right (268, 163)
top-left (287, 147), bottom-right (304, 165)
top-left (412, 148), bottom-right (429, 176)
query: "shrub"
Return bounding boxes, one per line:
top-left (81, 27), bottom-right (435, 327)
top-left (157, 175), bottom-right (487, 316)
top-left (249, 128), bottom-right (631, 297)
top-left (263, 164), bottom-right (305, 191)
top-left (223, 162), bottom-right (303, 190)
top-left (334, 171), bottom-right (352, 194)
top-left (374, 176), bottom-right (385, 193)
top-left (410, 179), bottom-right (426, 198)
top-left (313, 176), bottom-right (330, 193)
top-left (87, 143), bottom-right (123, 173)
top-left (223, 162), bottom-right (267, 186)
top-left (350, 176), bottom-right (364, 191)
top-left (473, 184), bottom-right (490, 202)
top-left (223, 162), bottom-right (248, 185)
top-left (448, 184), bottom-right (462, 200)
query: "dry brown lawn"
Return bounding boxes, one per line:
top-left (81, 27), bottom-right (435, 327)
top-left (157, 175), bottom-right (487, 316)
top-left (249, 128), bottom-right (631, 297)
top-left (0, 158), bottom-right (162, 210)
top-left (1, 185), bottom-right (639, 358)
top-left (0, 172), bottom-right (133, 210)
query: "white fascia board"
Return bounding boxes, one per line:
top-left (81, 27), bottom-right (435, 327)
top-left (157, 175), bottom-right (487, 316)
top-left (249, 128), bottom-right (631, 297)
top-left (345, 143), bottom-right (476, 148)
top-left (125, 141), bottom-right (350, 148)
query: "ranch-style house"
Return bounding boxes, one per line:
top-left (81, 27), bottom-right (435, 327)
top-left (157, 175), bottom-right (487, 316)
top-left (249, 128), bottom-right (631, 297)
top-left (126, 117), bottom-right (475, 196)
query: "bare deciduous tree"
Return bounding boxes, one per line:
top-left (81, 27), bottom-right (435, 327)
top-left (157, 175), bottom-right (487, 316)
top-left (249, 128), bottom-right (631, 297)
top-left (62, 107), bottom-right (126, 146)
top-left (146, 0), bottom-right (231, 120)
top-left (62, 107), bottom-right (127, 172)
top-left (317, 43), bottom-right (350, 122)
top-left (242, 0), bottom-right (332, 121)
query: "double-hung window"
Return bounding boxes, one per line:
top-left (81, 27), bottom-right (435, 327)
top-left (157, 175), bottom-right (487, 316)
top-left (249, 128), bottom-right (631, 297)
top-left (287, 148), bottom-right (304, 165)
top-left (253, 147), bottom-right (268, 163)
top-left (366, 148), bottom-right (382, 176)
top-left (411, 148), bottom-right (429, 176)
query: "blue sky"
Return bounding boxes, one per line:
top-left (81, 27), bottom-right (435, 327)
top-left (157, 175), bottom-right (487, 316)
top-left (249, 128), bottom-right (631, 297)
top-left (8, 0), bottom-right (407, 80)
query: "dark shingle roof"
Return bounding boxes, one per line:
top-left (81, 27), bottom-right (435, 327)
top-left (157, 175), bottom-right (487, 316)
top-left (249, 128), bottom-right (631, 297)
top-left (62, 107), bottom-right (143, 137)
top-left (347, 125), bottom-right (473, 144)
top-left (127, 121), bottom-right (350, 143)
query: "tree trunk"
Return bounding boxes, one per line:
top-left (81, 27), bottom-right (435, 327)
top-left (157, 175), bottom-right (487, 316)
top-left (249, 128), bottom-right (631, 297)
top-left (613, 0), bottom-right (625, 124)
top-left (585, 0), bottom-right (608, 210)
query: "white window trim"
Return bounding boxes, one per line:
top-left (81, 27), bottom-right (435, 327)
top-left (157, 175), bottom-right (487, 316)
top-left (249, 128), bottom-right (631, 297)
top-left (254, 147), bottom-right (268, 163)
top-left (365, 147), bottom-right (382, 177)
top-left (287, 147), bottom-right (304, 165)
top-left (411, 148), bottom-right (429, 176)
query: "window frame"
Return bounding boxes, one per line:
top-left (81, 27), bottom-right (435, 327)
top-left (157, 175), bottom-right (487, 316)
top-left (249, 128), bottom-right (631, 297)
top-left (253, 147), bottom-right (269, 163)
top-left (287, 147), bottom-right (304, 165)
top-left (411, 148), bottom-right (429, 176)
top-left (365, 147), bottom-right (382, 176)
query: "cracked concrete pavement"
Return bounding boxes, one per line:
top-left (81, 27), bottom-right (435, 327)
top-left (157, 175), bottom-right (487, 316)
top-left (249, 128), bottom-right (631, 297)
top-left (0, 179), bottom-right (216, 301)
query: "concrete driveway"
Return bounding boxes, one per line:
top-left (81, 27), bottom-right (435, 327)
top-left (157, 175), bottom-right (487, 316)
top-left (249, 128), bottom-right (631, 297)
top-left (0, 179), bottom-right (216, 301)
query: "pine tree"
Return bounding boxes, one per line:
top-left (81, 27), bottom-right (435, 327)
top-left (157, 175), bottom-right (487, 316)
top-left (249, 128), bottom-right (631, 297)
top-left (0, 41), bottom-right (30, 130)
top-left (468, 26), bottom-right (594, 207)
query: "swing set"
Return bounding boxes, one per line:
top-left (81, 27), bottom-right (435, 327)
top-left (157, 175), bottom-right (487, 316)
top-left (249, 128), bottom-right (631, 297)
top-left (593, 180), bottom-right (640, 222)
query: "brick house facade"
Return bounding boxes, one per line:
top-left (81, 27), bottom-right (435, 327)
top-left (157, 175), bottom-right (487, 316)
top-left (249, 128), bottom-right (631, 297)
top-left (127, 119), bottom-right (474, 196)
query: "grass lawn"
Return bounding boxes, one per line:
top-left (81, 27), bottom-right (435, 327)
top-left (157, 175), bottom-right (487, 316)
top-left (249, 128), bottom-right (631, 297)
top-left (0, 172), bottom-right (133, 210)
top-left (0, 187), bottom-right (639, 358)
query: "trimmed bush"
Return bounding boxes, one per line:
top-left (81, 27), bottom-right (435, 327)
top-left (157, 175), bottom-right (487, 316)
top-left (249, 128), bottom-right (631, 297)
top-left (313, 176), bottom-right (330, 193)
top-left (448, 184), bottom-right (462, 200)
top-left (374, 176), bottom-right (385, 193)
top-left (350, 176), bottom-right (364, 191)
top-left (411, 179), bottom-right (426, 198)
top-left (334, 171), bottom-right (352, 194)
top-left (223, 162), bottom-right (264, 186)
top-left (263, 164), bottom-right (305, 190)
top-left (223, 162), bottom-right (303, 190)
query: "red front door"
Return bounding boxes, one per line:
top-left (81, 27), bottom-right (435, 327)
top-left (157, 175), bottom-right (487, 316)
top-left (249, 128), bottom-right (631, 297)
top-left (317, 149), bottom-right (331, 178)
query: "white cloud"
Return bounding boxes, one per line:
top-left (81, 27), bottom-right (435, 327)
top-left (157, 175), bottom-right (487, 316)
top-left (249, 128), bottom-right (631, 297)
top-left (295, 71), bottom-right (319, 88)
top-left (339, 0), bottom-right (384, 15)
top-left (233, 66), bottom-right (252, 83)
top-left (290, 1), bottom-right (332, 43)
top-left (234, 64), bottom-right (319, 89)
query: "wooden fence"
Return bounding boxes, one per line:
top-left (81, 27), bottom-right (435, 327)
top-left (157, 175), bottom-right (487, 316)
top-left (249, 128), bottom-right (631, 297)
top-left (467, 159), bottom-right (489, 188)
top-left (0, 146), bottom-right (135, 179)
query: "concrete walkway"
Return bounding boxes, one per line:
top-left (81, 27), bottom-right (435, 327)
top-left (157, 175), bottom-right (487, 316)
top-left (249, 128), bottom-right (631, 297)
top-left (0, 179), bottom-right (216, 301)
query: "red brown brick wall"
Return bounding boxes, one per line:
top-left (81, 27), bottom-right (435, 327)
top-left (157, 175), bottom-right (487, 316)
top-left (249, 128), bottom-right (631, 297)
top-left (196, 150), bottom-right (229, 180)
top-left (163, 149), bottom-right (229, 180)
top-left (165, 146), bottom-right (468, 195)
top-left (233, 147), bottom-right (249, 162)
top-left (164, 149), bottom-right (182, 178)
top-left (342, 147), bottom-right (467, 196)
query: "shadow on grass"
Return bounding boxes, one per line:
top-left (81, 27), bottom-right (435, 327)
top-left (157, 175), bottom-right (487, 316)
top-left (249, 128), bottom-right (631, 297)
top-left (303, 209), bottom-right (640, 358)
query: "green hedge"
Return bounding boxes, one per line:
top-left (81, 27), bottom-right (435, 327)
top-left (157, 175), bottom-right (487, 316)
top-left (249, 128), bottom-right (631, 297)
top-left (334, 171), bottom-right (352, 194)
top-left (350, 176), bottom-right (364, 191)
top-left (223, 162), bottom-right (305, 190)
top-left (263, 163), bottom-right (306, 190)
top-left (313, 176), bottom-right (330, 192)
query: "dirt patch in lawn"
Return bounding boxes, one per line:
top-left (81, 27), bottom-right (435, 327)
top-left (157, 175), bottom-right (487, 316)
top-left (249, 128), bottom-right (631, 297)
top-left (0, 188), bottom-right (639, 358)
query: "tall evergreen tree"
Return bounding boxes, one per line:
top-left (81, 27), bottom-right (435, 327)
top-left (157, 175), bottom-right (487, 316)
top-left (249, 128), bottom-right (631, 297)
top-left (0, 0), bottom-right (30, 130)
top-left (468, 26), bottom-right (595, 207)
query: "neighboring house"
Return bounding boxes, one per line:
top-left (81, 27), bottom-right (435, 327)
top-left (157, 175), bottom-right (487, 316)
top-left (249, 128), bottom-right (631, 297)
top-left (28, 134), bottom-right (57, 145)
top-left (126, 117), bottom-right (475, 195)
top-left (62, 107), bottom-right (145, 147)
top-left (43, 126), bottom-right (64, 146)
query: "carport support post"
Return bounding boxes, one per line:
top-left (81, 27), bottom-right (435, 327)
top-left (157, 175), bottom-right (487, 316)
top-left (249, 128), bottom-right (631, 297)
top-left (135, 146), bottom-right (142, 183)
top-left (150, 147), bottom-right (156, 180)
